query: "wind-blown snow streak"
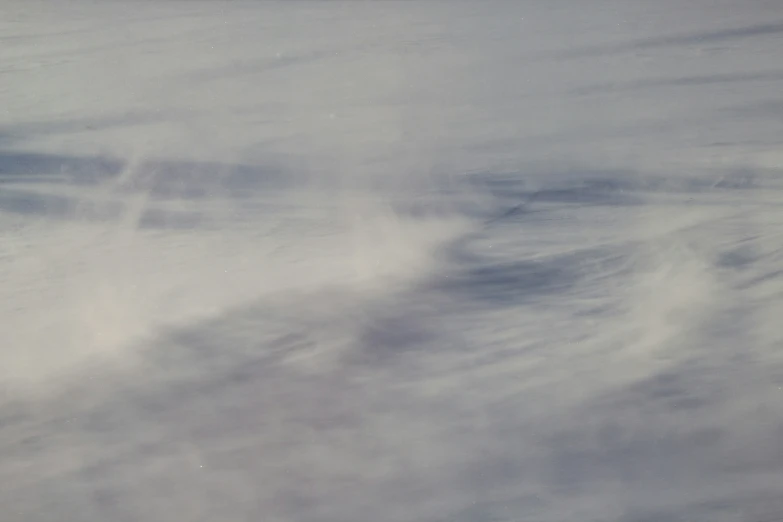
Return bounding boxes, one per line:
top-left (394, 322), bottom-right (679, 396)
top-left (2, 1), bottom-right (783, 521)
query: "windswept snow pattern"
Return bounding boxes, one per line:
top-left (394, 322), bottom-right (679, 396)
top-left (2, 1), bottom-right (783, 521)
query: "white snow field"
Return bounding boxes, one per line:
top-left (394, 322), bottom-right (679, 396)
top-left (2, 0), bottom-right (783, 520)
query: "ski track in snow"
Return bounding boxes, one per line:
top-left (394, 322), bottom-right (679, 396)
top-left (2, 1), bottom-right (783, 521)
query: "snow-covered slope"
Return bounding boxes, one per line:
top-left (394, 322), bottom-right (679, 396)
top-left (2, 1), bottom-right (783, 520)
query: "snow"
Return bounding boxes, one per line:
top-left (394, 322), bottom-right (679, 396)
top-left (2, 0), bottom-right (783, 520)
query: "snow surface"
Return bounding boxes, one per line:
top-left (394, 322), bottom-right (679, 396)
top-left (2, 0), bottom-right (783, 520)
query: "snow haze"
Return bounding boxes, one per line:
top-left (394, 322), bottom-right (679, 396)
top-left (2, 0), bottom-right (783, 520)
